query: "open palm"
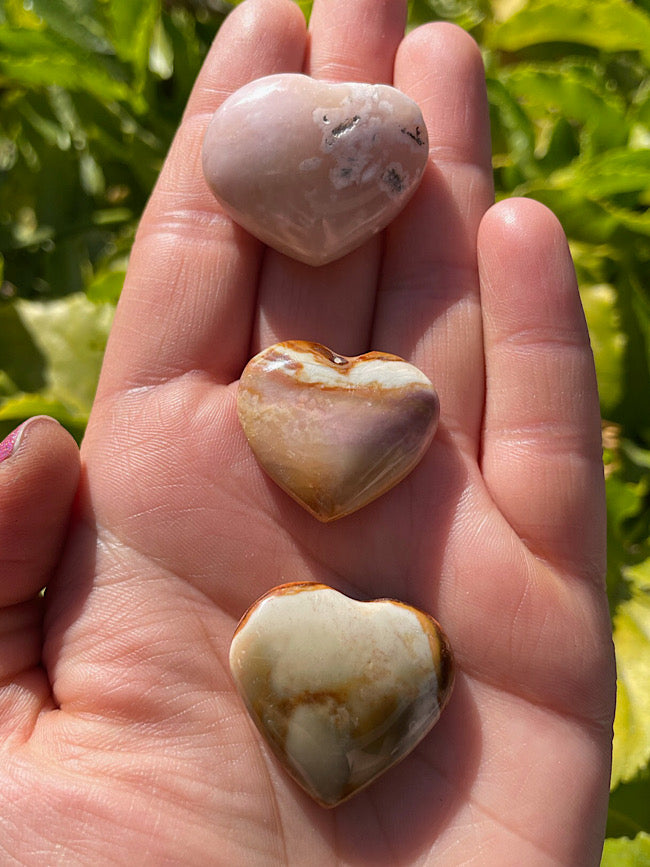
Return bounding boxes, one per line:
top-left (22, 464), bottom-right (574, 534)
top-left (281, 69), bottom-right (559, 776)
top-left (0, 0), bottom-right (615, 863)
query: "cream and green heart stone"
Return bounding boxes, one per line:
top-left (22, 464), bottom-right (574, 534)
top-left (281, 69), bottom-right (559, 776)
top-left (230, 583), bottom-right (455, 807)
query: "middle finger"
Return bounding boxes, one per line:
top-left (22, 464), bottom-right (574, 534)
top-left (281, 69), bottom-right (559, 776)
top-left (252, 0), bottom-right (408, 357)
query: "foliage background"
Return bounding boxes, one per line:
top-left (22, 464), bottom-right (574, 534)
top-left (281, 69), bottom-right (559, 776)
top-left (1, 0), bottom-right (649, 861)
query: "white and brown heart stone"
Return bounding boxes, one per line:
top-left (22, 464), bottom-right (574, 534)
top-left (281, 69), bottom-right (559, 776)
top-left (230, 582), bottom-right (455, 807)
top-left (237, 341), bottom-right (439, 521)
top-left (202, 73), bottom-right (428, 265)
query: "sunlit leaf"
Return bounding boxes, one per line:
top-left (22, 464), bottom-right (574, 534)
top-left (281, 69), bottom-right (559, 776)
top-left (79, 151), bottom-right (105, 196)
top-left (487, 75), bottom-right (537, 184)
top-left (104, 0), bottom-right (160, 75)
top-left (0, 294), bottom-right (114, 434)
top-left (601, 831), bottom-right (650, 866)
top-left (30, 0), bottom-right (114, 56)
top-left (85, 267), bottom-right (125, 304)
top-left (1, 0), bottom-right (45, 29)
top-left (550, 149), bottom-right (650, 200)
top-left (0, 28), bottom-right (134, 105)
top-left (611, 562), bottom-right (650, 788)
top-left (581, 284), bottom-right (626, 416)
top-left (599, 204), bottom-right (650, 238)
top-left (407, 0), bottom-right (487, 29)
top-left (510, 185), bottom-right (620, 244)
top-left (490, 0), bottom-right (650, 64)
top-left (499, 62), bottom-right (629, 156)
top-left (518, 149), bottom-right (650, 242)
top-left (149, 16), bottom-right (174, 80)
top-left (605, 468), bottom-right (647, 609)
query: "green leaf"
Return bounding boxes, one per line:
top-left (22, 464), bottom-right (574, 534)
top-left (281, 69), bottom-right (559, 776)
top-left (0, 0), bottom-right (45, 29)
top-left (0, 294), bottom-right (114, 433)
top-left (407, 0), bottom-right (487, 29)
top-left (0, 301), bottom-right (47, 393)
top-left (510, 186), bottom-right (620, 244)
top-left (607, 770), bottom-right (650, 838)
top-left (581, 283), bottom-right (626, 416)
top-left (551, 149), bottom-right (650, 200)
top-left (517, 149), bottom-right (650, 243)
top-left (490, 0), bottom-right (650, 65)
top-left (611, 564), bottom-right (650, 788)
top-left (601, 832), bottom-right (650, 867)
top-left (148, 15), bottom-right (174, 80)
top-left (487, 75), bottom-right (537, 183)
top-left (599, 203), bottom-right (650, 238)
top-left (104, 0), bottom-right (160, 74)
top-left (30, 0), bottom-right (115, 56)
top-left (0, 28), bottom-right (133, 105)
top-left (625, 276), bottom-right (650, 431)
top-left (605, 466), bottom-right (647, 610)
top-left (295, 0), bottom-right (313, 18)
top-left (85, 266), bottom-right (125, 304)
top-left (499, 62), bottom-right (630, 157)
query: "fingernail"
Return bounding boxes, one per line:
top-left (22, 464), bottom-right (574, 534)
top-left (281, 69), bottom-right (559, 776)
top-left (0, 416), bottom-right (59, 465)
top-left (0, 424), bottom-right (25, 464)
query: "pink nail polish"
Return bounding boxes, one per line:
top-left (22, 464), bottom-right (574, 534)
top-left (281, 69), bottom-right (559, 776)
top-left (0, 416), bottom-right (59, 465)
top-left (0, 418), bottom-right (37, 464)
top-left (0, 425), bottom-right (22, 464)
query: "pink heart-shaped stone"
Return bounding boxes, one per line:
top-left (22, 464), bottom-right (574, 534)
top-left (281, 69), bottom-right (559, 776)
top-left (202, 74), bottom-right (428, 265)
top-left (237, 341), bottom-right (439, 521)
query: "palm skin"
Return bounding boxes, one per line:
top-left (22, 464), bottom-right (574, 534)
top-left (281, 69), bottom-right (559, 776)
top-left (0, 0), bottom-right (615, 864)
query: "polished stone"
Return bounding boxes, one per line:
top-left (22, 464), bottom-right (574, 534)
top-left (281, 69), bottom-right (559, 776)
top-left (202, 73), bottom-right (429, 265)
top-left (237, 341), bottom-right (439, 521)
top-left (230, 582), bottom-right (455, 807)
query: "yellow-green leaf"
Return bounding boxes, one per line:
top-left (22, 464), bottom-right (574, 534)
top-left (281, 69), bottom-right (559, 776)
top-left (0, 294), bottom-right (114, 435)
top-left (611, 564), bottom-right (650, 788)
top-left (499, 62), bottom-right (629, 156)
top-left (601, 832), bottom-right (650, 867)
top-left (581, 284), bottom-right (626, 417)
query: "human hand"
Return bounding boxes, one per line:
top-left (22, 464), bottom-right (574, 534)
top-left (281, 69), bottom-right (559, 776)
top-left (0, 0), bottom-right (615, 863)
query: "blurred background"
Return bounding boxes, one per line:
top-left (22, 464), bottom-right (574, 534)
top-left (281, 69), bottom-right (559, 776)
top-left (1, 1), bottom-right (649, 861)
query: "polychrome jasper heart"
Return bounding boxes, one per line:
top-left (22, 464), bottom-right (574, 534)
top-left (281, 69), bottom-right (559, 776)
top-left (237, 341), bottom-right (439, 521)
top-left (202, 73), bottom-right (428, 265)
top-left (230, 582), bottom-right (455, 807)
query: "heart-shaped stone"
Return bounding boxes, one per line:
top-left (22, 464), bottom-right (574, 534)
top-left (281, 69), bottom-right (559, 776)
top-left (237, 341), bottom-right (439, 521)
top-left (202, 73), bottom-right (428, 266)
top-left (230, 582), bottom-right (455, 807)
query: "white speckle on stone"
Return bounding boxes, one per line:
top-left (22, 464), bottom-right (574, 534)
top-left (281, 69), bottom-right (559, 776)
top-left (361, 164), bottom-right (380, 184)
top-left (299, 157), bottom-right (322, 172)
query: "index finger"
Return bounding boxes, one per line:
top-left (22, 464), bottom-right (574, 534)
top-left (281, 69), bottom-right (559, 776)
top-left (95, 0), bottom-right (307, 399)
